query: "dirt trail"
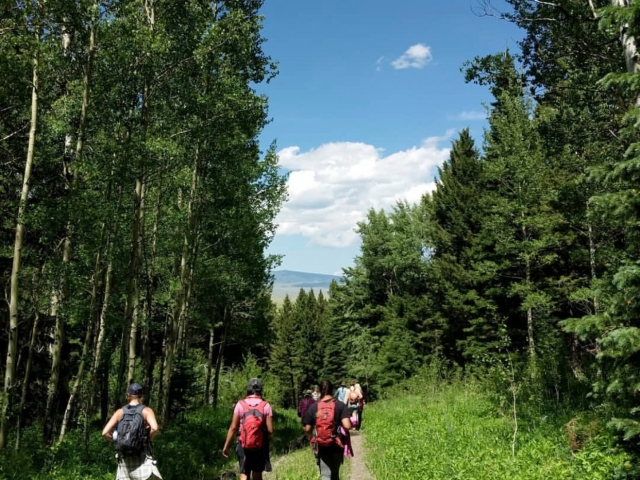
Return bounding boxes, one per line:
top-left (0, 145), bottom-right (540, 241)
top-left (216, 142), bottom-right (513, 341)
top-left (348, 431), bottom-right (374, 480)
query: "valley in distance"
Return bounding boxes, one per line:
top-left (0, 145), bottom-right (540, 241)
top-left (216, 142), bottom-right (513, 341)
top-left (271, 269), bottom-right (342, 303)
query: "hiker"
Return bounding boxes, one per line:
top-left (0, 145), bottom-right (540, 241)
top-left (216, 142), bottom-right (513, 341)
top-left (303, 380), bottom-right (352, 480)
top-left (312, 384), bottom-right (321, 401)
top-left (222, 378), bottom-right (274, 480)
top-left (333, 381), bottom-right (348, 403)
top-left (298, 389), bottom-right (315, 421)
top-left (102, 382), bottom-right (162, 480)
top-left (344, 381), bottom-right (361, 428)
top-left (355, 383), bottom-right (366, 431)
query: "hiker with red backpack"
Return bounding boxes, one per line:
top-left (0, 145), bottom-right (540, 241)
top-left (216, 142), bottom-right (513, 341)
top-left (302, 380), bottom-right (352, 480)
top-left (101, 382), bottom-right (162, 480)
top-left (222, 378), bottom-right (274, 480)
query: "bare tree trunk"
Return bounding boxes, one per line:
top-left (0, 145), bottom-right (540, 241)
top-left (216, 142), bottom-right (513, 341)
top-left (177, 229), bottom-right (199, 357)
top-left (204, 325), bottom-right (215, 405)
top-left (59, 224), bottom-right (105, 442)
top-left (56, 7), bottom-right (99, 441)
top-left (160, 150), bottom-right (199, 423)
top-left (213, 308), bottom-right (228, 409)
top-left (88, 231), bottom-right (116, 416)
top-left (160, 310), bottom-right (177, 424)
top-left (58, 303), bottom-right (95, 442)
top-left (1, 38), bottom-right (40, 450)
top-left (127, 279), bottom-right (141, 385)
top-left (15, 286), bottom-right (42, 451)
top-left (588, 221), bottom-right (599, 312)
top-left (613, 2), bottom-right (640, 70)
top-left (117, 175), bottom-right (145, 404)
top-left (521, 217), bottom-right (536, 361)
top-left (141, 167), bottom-right (163, 399)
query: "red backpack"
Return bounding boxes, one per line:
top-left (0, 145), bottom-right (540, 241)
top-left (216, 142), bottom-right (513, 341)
top-left (314, 399), bottom-right (342, 448)
top-left (239, 399), bottom-right (267, 451)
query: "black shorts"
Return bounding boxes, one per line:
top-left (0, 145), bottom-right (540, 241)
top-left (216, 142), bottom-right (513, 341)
top-left (235, 442), bottom-right (271, 474)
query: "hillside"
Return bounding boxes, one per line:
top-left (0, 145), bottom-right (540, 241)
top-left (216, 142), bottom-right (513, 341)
top-left (272, 270), bottom-right (341, 300)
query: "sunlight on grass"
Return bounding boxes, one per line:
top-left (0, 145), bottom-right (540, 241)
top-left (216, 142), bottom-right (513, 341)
top-left (364, 384), bottom-right (631, 480)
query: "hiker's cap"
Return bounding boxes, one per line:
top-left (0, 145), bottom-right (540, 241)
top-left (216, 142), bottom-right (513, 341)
top-left (340, 381), bottom-right (346, 387)
top-left (127, 383), bottom-right (144, 396)
top-left (247, 378), bottom-right (263, 392)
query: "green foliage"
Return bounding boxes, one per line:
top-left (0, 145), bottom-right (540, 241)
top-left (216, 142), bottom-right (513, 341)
top-left (0, 404), bottom-right (304, 479)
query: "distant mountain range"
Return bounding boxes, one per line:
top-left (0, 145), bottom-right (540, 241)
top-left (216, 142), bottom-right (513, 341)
top-left (272, 270), bottom-right (342, 300)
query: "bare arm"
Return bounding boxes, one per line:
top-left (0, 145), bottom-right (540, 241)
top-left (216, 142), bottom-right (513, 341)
top-left (143, 407), bottom-right (159, 441)
top-left (303, 424), bottom-right (313, 439)
top-left (222, 414), bottom-right (240, 458)
top-left (341, 417), bottom-right (352, 430)
top-left (101, 409), bottom-right (123, 441)
top-left (266, 415), bottom-right (274, 437)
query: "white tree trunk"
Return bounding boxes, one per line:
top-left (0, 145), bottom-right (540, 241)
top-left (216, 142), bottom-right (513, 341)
top-left (612, 0), bottom-right (640, 104)
top-left (1, 41), bottom-right (40, 450)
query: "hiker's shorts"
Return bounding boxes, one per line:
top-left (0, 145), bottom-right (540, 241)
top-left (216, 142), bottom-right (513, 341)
top-left (235, 442), bottom-right (272, 474)
top-left (116, 454), bottom-right (162, 480)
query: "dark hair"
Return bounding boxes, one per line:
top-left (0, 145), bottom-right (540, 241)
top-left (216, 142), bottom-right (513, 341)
top-left (319, 380), bottom-right (333, 397)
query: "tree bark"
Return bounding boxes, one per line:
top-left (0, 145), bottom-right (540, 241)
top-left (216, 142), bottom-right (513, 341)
top-left (213, 308), bottom-right (228, 409)
top-left (15, 287), bottom-right (41, 451)
top-left (88, 230), bottom-right (116, 416)
top-left (127, 279), bottom-right (141, 385)
top-left (204, 325), bottom-right (215, 405)
top-left (588, 221), bottom-right (599, 312)
top-left (612, 0), bottom-right (640, 105)
top-left (160, 149), bottom-right (199, 423)
top-left (117, 174), bottom-right (145, 405)
top-left (141, 165), bottom-right (164, 398)
top-left (54, 3), bottom-right (99, 442)
top-left (1, 35), bottom-right (40, 450)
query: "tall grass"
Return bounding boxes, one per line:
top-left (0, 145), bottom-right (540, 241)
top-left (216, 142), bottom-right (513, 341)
top-left (364, 380), bottom-right (632, 480)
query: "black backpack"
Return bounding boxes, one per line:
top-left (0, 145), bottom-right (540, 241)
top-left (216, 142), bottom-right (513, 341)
top-left (115, 404), bottom-right (148, 457)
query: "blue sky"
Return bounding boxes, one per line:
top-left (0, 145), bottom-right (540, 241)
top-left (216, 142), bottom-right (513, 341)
top-left (259, 0), bottom-right (523, 275)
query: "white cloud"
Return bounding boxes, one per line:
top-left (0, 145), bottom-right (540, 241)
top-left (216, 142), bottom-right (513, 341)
top-left (392, 43), bottom-right (433, 69)
top-left (375, 56), bottom-right (385, 71)
top-left (276, 133), bottom-right (453, 248)
top-left (450, 110), bottom-right (487, 121)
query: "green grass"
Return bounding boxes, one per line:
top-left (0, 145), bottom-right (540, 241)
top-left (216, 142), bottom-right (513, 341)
top-left (364, 383), bottom-right (632, 480)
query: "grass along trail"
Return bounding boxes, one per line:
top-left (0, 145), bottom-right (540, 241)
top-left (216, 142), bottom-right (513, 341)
top-left (364, 382), bottom-right (631, 480)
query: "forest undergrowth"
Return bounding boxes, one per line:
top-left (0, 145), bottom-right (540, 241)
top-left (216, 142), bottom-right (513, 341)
top-left (364, 375), bottom-right (633, 480)
top-left (0, 407), bottom-right (302, 480)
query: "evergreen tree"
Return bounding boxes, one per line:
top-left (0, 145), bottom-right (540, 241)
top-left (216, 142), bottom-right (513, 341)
top-left (429, 129), bottom-right (487, 363)
top-left (269, 296), bottom-right (297, 407)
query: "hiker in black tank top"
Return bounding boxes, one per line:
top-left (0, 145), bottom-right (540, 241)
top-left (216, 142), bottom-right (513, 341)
top-left (102, 382), bottom-right (162, 480)
top-left (303, 380), bottom-right (351, 480)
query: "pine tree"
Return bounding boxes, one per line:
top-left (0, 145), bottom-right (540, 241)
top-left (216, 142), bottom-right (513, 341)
top-left (269, 296), bottom-right (297, 407)
top-left (429, 129), bottom-right (487, 363)
top-left (470, 54), bottom-right (563, 370)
